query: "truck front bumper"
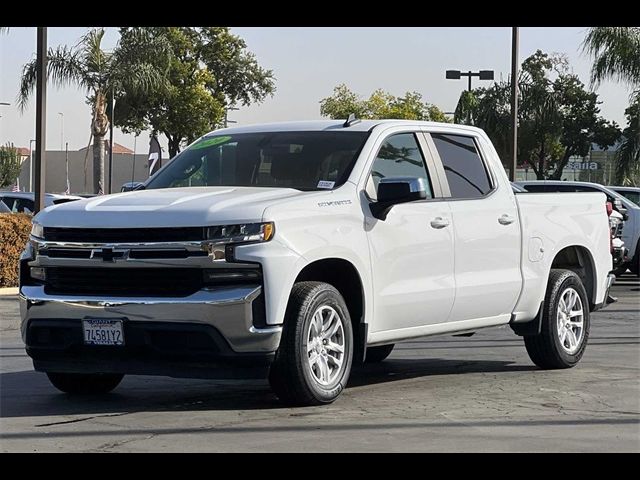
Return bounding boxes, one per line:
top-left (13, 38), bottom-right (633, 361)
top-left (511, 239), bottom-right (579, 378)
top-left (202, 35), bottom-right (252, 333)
top-left (20, 285), bottom-right (282, 379)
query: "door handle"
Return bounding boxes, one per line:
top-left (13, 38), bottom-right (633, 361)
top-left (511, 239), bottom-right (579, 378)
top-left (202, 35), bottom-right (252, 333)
top-left (498, 214), bottom-right (515, 225)
top-left (430, 217), bottom-right (450, 229)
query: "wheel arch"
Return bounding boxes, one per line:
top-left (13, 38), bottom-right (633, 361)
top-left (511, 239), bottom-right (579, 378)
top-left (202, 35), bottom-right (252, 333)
top-left (292, 257), bottom-right (367, 362)
top-left (549, 245), bottom-right (597, 309)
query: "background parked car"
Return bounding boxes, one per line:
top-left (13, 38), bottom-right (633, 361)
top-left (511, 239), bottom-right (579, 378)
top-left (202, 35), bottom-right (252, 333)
top-left (609, 186), bottom-right (640, 207)
top-left (517, 181), bottom-right (640, 276)
top-left (0, 192), bottom-right (83, 214)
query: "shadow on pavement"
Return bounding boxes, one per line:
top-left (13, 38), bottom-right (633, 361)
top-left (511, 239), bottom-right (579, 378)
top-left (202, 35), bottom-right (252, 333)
top-left (1, 358), bottom-right (535, 418)
top-left (349, 357), bottom-right (536, 388)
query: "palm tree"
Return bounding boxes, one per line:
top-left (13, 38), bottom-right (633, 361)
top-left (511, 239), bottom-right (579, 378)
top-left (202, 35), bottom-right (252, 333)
top-left (583, 27), bottom-right (640, 90)
top-left (583, 27), bottom-right (640, 184)
top-left (18, 28), bottom-right (168, 194)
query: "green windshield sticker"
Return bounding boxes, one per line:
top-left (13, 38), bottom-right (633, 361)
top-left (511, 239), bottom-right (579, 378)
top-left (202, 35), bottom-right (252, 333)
top-left (191, 136), bottom-right (232, 150)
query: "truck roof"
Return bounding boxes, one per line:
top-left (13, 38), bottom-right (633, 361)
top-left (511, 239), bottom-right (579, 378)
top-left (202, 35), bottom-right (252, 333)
top-left (208, 119), bottom-right (485, 136)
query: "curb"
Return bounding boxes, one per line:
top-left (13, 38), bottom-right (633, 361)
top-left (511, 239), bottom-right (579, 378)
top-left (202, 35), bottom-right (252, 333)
top-left (0, 287), bottom-right (18, 296)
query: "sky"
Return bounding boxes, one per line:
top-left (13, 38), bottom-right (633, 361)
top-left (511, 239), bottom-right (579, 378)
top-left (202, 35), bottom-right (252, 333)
top-left (0, 27), bottom-right (633, 157)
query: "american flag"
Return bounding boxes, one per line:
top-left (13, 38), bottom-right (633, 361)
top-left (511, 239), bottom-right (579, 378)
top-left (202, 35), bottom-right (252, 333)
top-left (11, 184), bottom-right (19, 192)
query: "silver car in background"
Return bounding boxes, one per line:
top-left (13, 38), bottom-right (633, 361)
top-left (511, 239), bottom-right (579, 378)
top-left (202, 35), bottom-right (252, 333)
top-left (0, 192), bottom-right (83, 214)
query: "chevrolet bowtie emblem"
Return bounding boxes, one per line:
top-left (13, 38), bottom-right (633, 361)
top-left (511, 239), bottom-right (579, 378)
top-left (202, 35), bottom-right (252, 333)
top-left (90, 247), bottom-right (129, 262)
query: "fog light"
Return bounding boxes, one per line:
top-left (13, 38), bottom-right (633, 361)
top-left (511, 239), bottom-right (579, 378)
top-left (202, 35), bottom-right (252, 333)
top-left (30, 267), bottom-right (46, 281)
top-left (202, 268), bottom-right (261, 285)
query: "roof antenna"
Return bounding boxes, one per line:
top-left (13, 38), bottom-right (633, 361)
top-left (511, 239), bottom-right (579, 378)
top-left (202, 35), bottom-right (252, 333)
top-left (343, 113), bottom-right (361, 128)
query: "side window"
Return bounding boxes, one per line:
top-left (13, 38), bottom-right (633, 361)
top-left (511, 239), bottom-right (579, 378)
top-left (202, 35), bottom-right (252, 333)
top-left (18, 199), bottom-right (34, 214)
top-left (431, 134), bottom-right (492, 199)
top-left (520, 184), bottom-right (546, 193)
top-left (1, 197), bottom-right (17, 212)
top-left (367, 133), bottom-right (432, 200)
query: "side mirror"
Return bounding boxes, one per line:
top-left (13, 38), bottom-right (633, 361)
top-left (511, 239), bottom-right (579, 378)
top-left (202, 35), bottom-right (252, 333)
top-left (121, 182), bottom-right (144, 192)
top-left (370, 177), bottom-right (428, 221)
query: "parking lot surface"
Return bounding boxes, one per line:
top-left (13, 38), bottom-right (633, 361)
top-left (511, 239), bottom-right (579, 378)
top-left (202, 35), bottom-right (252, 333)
top-left (1, 277), bottom-right (638, 452)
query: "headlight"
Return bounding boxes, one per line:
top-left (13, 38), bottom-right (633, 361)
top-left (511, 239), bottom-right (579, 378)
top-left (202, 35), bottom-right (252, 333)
top-left (31, 221), bottom-right (44, 239)
top-left (206, 222), bottom-right (274, 244)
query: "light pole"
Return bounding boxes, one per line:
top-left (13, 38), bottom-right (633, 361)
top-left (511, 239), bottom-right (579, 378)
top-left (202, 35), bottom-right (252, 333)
top-left (445, 69), bottom-right (494, 123)
top-left (29, 139), bottom-right (36, 191)
top-left (108, 89), bottom-right (115, 194)
top-left (224, 106), bottom-right (239, 128)
top-left (510, 27), bottom-right (519, 182)
top-left (34, 27), bottom-right (47, 214)
top-left (58, 112), bottom-right (64, 151)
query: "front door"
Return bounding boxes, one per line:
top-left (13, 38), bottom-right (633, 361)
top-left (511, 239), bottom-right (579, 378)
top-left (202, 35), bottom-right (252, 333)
top-left (364, 132), bottom-right (455, 334)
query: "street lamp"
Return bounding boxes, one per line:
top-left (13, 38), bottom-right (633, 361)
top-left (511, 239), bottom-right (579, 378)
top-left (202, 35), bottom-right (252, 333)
top-left (446, 69), bottom-right (494, 124)
top-left (0, 102), bottom-right (9, 120)
top-left (58, 112), bottom-right (64, 151)
top-left (446, 69), bottom-right (494, 92)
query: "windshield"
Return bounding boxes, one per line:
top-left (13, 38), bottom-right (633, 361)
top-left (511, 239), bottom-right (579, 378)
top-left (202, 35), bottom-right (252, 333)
top-left (146, 131), bottom-right (369, 191)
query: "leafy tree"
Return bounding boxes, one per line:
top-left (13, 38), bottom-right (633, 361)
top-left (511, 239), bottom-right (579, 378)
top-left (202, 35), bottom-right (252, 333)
top-left (583, 27), bottom-right (640, 184)
top-left (320, 84), bottom-right (449, 122)
top-left (0, 144), bottom-right (22, 189)
top-left (115, 27), bottom-right (276, 158)
top-left (615, 99), bottom-right (640, 185)
top-left (18, 28), bottom-right (169, 194)
top-left (454, 50), bottom-right (620, 179)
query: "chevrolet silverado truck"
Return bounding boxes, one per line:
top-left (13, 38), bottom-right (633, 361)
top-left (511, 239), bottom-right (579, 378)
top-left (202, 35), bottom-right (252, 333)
top-left (20, 120), bottom-right (614, 406)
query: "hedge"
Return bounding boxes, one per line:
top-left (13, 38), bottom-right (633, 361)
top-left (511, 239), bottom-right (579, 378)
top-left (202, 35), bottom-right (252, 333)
top-left (0, 213), bottom-right (32, 287)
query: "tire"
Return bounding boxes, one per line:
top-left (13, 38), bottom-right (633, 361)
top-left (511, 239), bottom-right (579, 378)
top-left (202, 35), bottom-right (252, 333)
top-left (46, 372), bottom-right (124, 394)
top-left (365, 344), bottom-right (395, 363)
top-left (269, 281), bottom-right (353, 406)
top-left (612, 265), bottom-right (628, 277)
top-left (524, 269), bottom-right (590, 369)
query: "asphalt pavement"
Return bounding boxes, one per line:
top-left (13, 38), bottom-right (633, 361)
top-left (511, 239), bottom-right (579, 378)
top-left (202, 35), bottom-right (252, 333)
top-left (1, 276), bottom-right (638, 452)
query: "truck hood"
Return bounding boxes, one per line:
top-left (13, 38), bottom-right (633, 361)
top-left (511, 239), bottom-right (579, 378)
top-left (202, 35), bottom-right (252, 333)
top-left (35, 186), bottom-right (306, 228)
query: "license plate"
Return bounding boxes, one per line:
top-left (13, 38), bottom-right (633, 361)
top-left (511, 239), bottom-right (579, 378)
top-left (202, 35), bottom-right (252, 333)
top-left (82, 319), bottom-right (124, 346)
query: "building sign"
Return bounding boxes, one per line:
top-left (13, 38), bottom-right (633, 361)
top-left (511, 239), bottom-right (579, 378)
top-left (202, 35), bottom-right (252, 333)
top-left (568, 161), bottom-right (599, 170)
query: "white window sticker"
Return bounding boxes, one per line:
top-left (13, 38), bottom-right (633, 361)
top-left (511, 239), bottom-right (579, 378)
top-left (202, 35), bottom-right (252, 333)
top-left (317, 180), bottom-right (335, 189)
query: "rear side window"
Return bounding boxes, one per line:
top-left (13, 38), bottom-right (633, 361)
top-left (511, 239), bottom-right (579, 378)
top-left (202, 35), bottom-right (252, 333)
top-left (432, 134), bottom-right (491, 199)
top-left (16, 199), bottom-right (34, 214)
top-left (520, 184), bottom-right (547, 193)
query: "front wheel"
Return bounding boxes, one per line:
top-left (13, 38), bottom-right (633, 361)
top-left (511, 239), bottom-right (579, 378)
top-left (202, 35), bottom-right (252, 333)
top-left (524, 269), bottom-right (590, 369)
top-left (269, 282), bottom-right (353, 406)
top-left (46, 372), bottom-right (124, 394)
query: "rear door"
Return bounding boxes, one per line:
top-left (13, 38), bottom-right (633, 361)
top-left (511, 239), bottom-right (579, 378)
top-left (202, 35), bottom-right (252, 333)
top-left (426, 132), bottom-right (522, 322)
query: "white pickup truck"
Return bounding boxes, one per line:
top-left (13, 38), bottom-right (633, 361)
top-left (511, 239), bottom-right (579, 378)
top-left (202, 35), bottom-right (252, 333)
top-left (20, 120), bottom-right (614, 406)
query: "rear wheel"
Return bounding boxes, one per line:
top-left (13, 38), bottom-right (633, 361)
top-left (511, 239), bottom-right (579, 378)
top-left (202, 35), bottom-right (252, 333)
top-left (365, 344), bottom-right (395, 363)
top-left (46, 372), bottom-right (124, 394)
top-left (269, 282), bottom-right (353, 406)
top-left (524, 269), bottom-right (590, 369)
